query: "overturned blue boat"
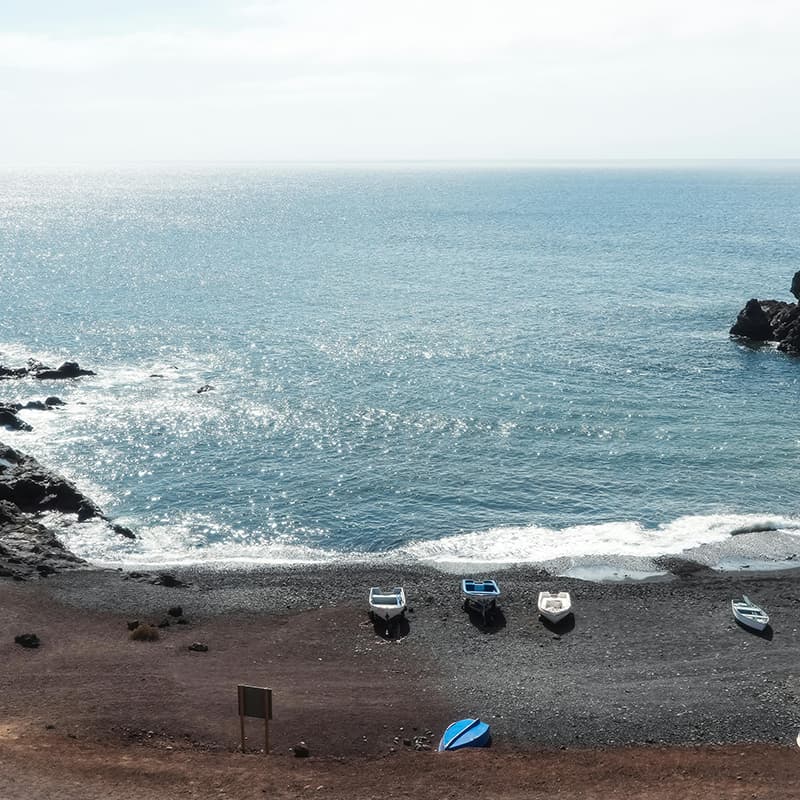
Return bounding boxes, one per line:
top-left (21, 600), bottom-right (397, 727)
top-left (438, 718), bottom-right (491, 751)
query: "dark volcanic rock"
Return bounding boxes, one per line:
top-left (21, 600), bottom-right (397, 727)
top-left (34, 361), bottom-right (96, 380)
top-left (111, 522), bottom-right (136, 540)
top-left (44, 396), bottom-right (64, 406)
top-left (0, 443), bottom-right (103, 518)
top-left (0, 500), bottom-right (23, 524)
top-left (292, 741), bottom-right (310, 757)
top-left (0, 440), bottom-right (135, 579)
top-left (0, 366), bottom-right (29, 379)
top-left (0, 406), bottom-right (32, 432)
top-left (0, 359), bottom-right (95, 381)
top-left (730, 278), bottom-right (800, 355)
top-left (151, 573), bottom-right (189, 588)
top-left (730, 298), bottom-right (775, 340)
top-left (792, 270), bottom-right (800, 301)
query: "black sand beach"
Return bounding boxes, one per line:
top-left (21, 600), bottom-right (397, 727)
top-left (26, 562), bottom-right (800, 748)
top-left (3, 562), bottom-right (800, 798)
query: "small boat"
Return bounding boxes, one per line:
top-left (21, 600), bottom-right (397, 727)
top-left (368, 586), bottom-right (407, 622)
top-left (438, 718), bottom-right (491, 751)
top-left (461, 579), bottom-right (500, 623)
top-left (538, 591), bottom-right (572, 624)
top-left (731, 595), bottom-right (769, 631)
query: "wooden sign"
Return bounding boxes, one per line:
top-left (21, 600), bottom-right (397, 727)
top-left (237, 685), bottom-right (273, 754)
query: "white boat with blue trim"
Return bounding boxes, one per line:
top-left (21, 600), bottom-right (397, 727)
top-left (461, 579), bottom-right (500, 623)
top-left (731, 595), bottom-right (769, 631)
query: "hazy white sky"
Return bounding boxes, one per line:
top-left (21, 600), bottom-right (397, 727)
top-left (2, 0), bottom-right (799, 164)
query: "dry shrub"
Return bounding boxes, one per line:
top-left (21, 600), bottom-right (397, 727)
top-left (129, 624), bottom-right (159, 642)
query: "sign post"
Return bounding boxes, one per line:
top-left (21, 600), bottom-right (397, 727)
top-left (237, 684), bottom-right (273, 754)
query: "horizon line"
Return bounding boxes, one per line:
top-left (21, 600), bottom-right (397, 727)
top-left (2, 157), bottom-right (800, 171)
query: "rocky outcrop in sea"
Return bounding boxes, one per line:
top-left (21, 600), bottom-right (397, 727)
top-left (730, 271), bottom-right (800, 355)
top-left (0, 356), bottom-right (135, 578)
top-left (0, 442), bottom-right (135, 580)
top-left (0, 359), bottom-right (96, 380)
top-left (0, 398), bottom-right (65, 432)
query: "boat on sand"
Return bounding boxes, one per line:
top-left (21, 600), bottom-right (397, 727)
top-left (438, 718), bottom-right (491, 751)
top-left (537, 591), bottom-right (572, 624)
top-left (461, 579), bottom-right (500, 623)
top-left (368, 586), bottom-right (407, 623)
top-left (731, 595), bottom-right (769, 631)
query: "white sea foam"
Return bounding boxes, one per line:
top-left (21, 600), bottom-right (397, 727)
top-left (396, 514), bottom-right (800, 569)
top-left (53, 511), bottom-right (349, 569)
top-left (7, 345), bottom-right (800, 576)
top-left (48, 510), bottom-right (800, 574)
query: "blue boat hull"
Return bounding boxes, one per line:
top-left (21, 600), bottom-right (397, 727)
top-left (438, 718), bottom-right (491, 751)
top-left (461, 580), bottom-right (501, 620)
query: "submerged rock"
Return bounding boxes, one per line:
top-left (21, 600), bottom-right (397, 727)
top-left (111, 522), bottom-right (136, 540)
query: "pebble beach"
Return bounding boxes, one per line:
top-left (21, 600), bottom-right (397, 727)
top-left (3, 560), bottom-right (800, 798)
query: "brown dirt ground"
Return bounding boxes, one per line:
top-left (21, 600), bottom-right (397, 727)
top-left (2, 579), bottom-right (800, 798)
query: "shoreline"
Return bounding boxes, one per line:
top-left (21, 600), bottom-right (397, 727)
top-left (4, 561), bottom-right (800, 797)
top-left (15, 561), bottom-right (800, 744)
top-left (37, 550), bottom-right (800, 585)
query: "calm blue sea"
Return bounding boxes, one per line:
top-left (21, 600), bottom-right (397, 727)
top-left (2, 164), bottom-right (800, 571)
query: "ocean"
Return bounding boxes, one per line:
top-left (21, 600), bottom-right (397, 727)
top-left (2, 163), bottom-right (800, 575)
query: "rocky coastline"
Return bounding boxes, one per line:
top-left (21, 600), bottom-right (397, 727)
top-left (730, 270), bottom-right (800, 354)
top-left (0, 441), bottom-right (136, 580)
top-left (0, 356), bottom-right (133, 580)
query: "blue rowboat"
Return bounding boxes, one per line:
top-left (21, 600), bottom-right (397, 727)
top-left (438, 718), bottom-right (491, 751)
top-left (461, 579), bottom-right (500, 623)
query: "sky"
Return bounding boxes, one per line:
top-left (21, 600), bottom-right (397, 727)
top-left (1, 0), bottom-right (799, 164)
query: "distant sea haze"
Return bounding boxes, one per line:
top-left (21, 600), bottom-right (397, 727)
top-left (2, 165), bottom-right (800, 575)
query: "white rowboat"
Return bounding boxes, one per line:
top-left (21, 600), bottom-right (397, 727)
top-left (538, 591), bottom-right (572, 624)
top-left (369, 586), bottom-right (407, 622)
top-left (731, 595), bottom-right (769, 631)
